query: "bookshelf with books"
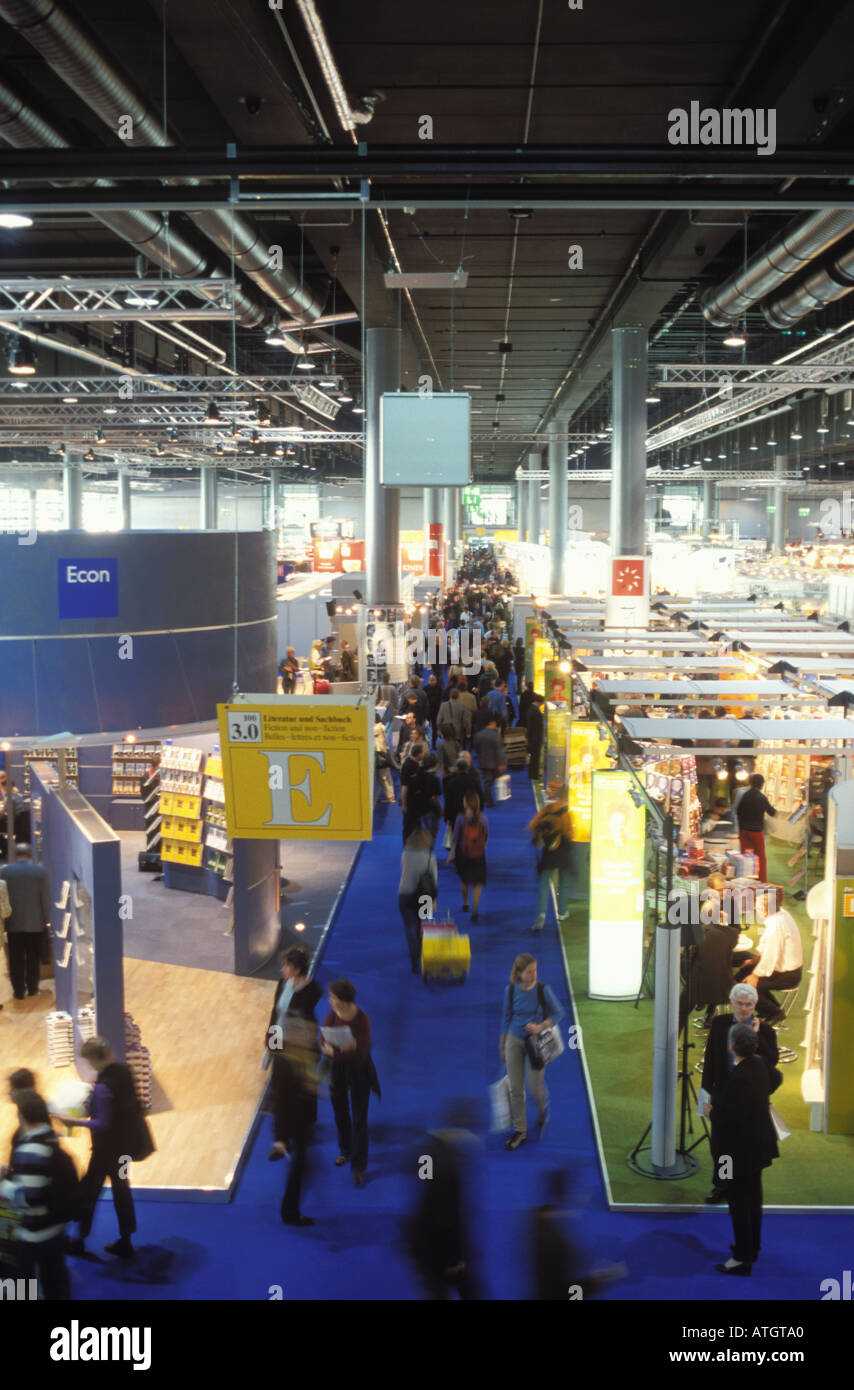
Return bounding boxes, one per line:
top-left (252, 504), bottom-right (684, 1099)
top-left (159, 744), bottom-right (230, 901)
top-left (202, 752), bottom-right (233, 885)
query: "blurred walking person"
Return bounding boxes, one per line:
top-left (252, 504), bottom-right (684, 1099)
top-left (322, 980), bottom-right (379, 1188)
top-left (63, 1037), bottom-right (151, 1259)
top-left (271, 1012), bottom-right (321, 1227)
top-left (527, 783), bottom-right (574, 932)
top-left (447, 792), bottom-right (488, 923)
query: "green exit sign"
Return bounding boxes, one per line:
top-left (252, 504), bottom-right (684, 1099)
top-left (798, 507), bottom-right (811, 517)
top-left (766, 505), bottom-right (776, 514)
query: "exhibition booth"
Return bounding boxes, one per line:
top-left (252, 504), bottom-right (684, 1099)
top-left (0, 530), bottom-right (367, 1200)
top-left (544, 603), bottom-right (854, 1208)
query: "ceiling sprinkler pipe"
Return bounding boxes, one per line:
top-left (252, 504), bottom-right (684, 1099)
top-left (295, 0), bottom-right (375, 131)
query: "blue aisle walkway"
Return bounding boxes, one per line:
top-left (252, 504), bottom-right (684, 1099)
top-left (68, 770), bottom-right (850, 1300)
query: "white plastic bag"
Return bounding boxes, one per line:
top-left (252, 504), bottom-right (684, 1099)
top-left (489, 1074), bottom-right (512, 1132)
top-left (494, 774), bottom-right (512, 802)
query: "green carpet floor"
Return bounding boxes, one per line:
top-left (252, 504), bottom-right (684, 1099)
top-left (559, 839), bottom-right (854, 1208)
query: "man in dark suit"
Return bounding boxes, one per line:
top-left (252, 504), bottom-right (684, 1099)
top-left (473, 718), bottom-right (506, 808)
top-left (701, 983), bottom-right (779, 1206)
top-left (526, 693), bottom-right (544, 781)
top-left (0, 844), bottom-right (50, 1000)
top-left (709, 1023), bottom-right (779, 1274)
top-left (339, 641), bottom-right (356, 682)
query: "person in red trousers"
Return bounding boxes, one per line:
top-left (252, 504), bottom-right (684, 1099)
top-left (735, 773), bottom-right (776, 882)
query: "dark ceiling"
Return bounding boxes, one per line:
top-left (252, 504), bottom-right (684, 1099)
top-left (0, 0), bottom-right (853, 483)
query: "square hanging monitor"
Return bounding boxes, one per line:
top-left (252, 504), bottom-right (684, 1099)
top-left (380, 392), bottom-right (471, 486)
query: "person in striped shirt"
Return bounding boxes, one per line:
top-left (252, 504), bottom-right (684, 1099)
top-left (0, 1089), bottom-right (70, 1300)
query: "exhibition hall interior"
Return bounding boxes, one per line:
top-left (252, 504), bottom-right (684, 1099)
top-left (1, 0), bottom-right (854, 1321)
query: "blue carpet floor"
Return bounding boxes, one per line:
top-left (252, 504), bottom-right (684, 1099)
top-left (68, 771), bottom-right (852, 1301)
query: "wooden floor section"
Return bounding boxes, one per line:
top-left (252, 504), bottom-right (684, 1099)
top-left (0, 958), bottom-right (272, 1198)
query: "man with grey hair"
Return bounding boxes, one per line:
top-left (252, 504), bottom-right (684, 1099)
top-left (710, 1022), bottom-right (779, 1275)
top-left (701, 982), bottom-right (780, 1206)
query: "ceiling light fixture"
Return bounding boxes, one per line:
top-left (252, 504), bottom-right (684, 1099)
top-left (124, 290), bottom-right (159, 309)
top-left (7, 338), bottom-right (36, 375)
top-left (203, 400), bottom-right (221, 425)
top-left (723, 331), bottom-right (747, 347)
top-left (0, 212), bottom-right (33, 229)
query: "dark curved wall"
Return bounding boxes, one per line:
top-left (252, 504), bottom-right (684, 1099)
top-left (0, 531), bottom-right (277, 735)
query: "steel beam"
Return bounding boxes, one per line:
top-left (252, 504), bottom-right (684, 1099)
top-left (0, 144), bottom-right (852, 180)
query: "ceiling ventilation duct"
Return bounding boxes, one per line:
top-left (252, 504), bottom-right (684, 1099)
top-left (762, 238), bottom-right (854, 329)
top-left (0, 0), bottom-right (325, 324)
top-left (701, 210), bottom-right (854, 327)
top-left (0, 75), bottom-right (269, 328)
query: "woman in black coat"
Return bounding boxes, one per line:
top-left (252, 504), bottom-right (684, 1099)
top-left (709, 1023), bottom-right (779, 1275)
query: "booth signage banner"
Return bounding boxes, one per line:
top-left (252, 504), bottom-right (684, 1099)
top-left (312, 539), bottom-right (341, 573)
top-left (339, 539), bottom-right (365, 574)
top-left (544, 661), bottom-right (571, 706)
top-left (58, 557), bottom-right (119, 618)
top-left (427, 522), bottom-right (444, 580)
top-left (532, 638), bottom-right (553, 697)
top-left (605, 554), bottom-right (649, 629)
top-left (217, 697), bottom-right (375, 841)
top-left (544, 661), bottom-right (571, 785)
top-left (525, 615), bottom-right (543, 684)
top-left (588, 769), bottom-right (646, 999)
top-left (568, 720), bottom-right (612, 843)
top-left (830, 876), bottom-right (854, 1134)
top-left (359, 604), bottom-right (407, 686)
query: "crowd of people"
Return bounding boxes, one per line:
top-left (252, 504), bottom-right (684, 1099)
top-left (0, 544), bottom-right (803, 1296)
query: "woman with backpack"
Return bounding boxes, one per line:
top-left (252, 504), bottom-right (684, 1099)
top-left (399, 827), bottom-right (438, 973)
top-left (500, 954), bottom-right (564, 1150)
top-left (447, 791), bottom-right (488, 923)
top-left (527, 782), bottom-right (574, 933)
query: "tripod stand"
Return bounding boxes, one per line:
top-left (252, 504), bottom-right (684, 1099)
top-left (628, 940), bottom-right (710, 1178)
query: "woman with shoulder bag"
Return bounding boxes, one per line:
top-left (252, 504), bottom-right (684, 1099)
top-left (500, 955), bottom-right (564, 1151)
top-left (399, 828), bottom-right (438, 973)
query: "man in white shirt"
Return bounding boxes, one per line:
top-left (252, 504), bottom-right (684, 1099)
top-left (739, 887), bottom-right (803, 1024)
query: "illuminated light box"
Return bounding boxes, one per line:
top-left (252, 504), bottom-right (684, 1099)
top-left (588, 769), bottom-right (646, 1000)
top-left (380, 392), bottom-right (471, 486)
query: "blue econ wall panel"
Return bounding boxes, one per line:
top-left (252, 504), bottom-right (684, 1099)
top-left (0, 531), bottom-right (277, 736)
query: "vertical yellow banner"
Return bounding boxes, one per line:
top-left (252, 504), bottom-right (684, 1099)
top-left (568, 720), bottom-right (612, 843)
top-left (588, 769), bottom-right (646, 999)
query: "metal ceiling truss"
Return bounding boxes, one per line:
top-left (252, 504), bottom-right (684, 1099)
top-left (647, 337), bottom-right (854, 453)
top-left (0, 374), bottom-right (320, 399)
top-left (659, 363), bottom-right (854, 389)
top-left (0, 278), bottom-right (239, 321)
top-left (516, 467), bottom-right (803, 484)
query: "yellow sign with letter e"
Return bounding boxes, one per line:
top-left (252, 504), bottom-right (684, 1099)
top-left (217, 695), bottom-right (375, 841)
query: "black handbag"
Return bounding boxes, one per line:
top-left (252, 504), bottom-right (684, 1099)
top-left (128, 1108), bottom-right (156, 1163)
